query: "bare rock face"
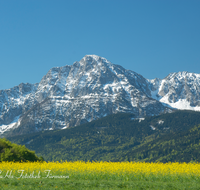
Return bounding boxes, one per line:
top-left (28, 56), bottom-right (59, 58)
top-left (149, 72), bottom-right (200, 109)
top-left (1, 55), bottom-right (200, 137)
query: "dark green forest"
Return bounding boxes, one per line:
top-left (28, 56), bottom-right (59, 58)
top-left (7, 110), bottom-right (200, 162)
top-left (0, 138), bottom-right (43, 162)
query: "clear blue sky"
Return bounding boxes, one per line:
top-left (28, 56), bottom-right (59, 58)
top-left (0, 0), bottom-right (200, 90)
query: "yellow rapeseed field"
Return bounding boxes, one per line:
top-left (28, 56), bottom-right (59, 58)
top-left (1, 161), bottom-right (200, 178)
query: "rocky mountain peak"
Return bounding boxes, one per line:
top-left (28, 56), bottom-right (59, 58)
top-left (165, 71), bottom-right (200, 82)
top-left (149, 71), bottom-right (200, 110)
top-left (0, 55), bottom-right (200, 137)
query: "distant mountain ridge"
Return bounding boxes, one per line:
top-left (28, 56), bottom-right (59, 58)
top-left (0, 55), bottom-right (200, 137)
top-left (149, 72), bottom-right (200, 110)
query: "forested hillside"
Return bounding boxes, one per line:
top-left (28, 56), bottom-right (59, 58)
top-left (7, 110), bottom-right (200, 162)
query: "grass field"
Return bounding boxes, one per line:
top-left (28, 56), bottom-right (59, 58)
top-left (0, 161), bottom-right (200, 189)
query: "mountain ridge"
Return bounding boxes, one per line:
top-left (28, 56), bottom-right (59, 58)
top-left (0, 55), bottom-right (200, 137)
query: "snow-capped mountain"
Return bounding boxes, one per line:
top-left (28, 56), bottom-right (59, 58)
top-left (149, 72), bottom-right (200, 111)
top-left (0, 55), bottom-right (199, 136)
